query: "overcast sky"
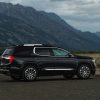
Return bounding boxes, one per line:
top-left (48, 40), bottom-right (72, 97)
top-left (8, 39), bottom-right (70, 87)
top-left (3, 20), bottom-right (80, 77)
top-left (0, 0), bottom-right (100, 32)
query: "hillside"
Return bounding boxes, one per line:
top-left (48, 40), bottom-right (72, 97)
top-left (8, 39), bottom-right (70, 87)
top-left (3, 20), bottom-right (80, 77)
top-left (95, 32), bottom-right (100, 37)
top-left (0, 2), bottom-right (100, 51)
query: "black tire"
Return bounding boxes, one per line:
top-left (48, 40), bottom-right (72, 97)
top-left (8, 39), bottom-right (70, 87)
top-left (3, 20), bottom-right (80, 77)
top-left (63, 74), bottom-right (74, 79)
top-left (77, 65), bottom-right (91, 79)
top-left (22, 66), bottom-right (37, 81)
top-left (10, 75), bottom-right (21, 81)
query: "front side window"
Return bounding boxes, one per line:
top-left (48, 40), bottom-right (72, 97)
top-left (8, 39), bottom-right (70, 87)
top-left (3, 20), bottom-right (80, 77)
top-left (52, 48), bottom-right (70, 57)
top-left (35, 48), bottom-right (51, 56)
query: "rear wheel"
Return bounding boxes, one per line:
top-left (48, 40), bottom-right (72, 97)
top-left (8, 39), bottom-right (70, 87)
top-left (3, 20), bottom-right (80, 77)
top-left (22, 66), bottom-right (37, 81)
top-left (63, 74), bottom-right (74, 79)
top-left (77, 65), bottom-right (91, 79)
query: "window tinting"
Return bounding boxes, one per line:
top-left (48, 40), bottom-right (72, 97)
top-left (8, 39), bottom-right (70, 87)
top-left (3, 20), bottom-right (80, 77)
top-left (52, 48), bottom-right (69, 57)
top-left (14, 47), bottom-right (33, 56)
top-left (35, 48), bottom-right (51, 56)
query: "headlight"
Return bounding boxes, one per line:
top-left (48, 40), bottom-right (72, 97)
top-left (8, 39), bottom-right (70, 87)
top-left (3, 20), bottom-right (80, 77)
top-left (92, 59), bottom-right (95, 63)
top-left (92, 59), bottom-right (96, 66)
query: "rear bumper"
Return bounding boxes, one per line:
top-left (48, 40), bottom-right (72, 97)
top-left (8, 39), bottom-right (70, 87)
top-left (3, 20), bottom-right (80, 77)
top-left (0, 64), bottom-right (22, 76)
top-left (0, 69), bottom-right (10, 75)
top-left (0, 65), bottom-right (10, 75)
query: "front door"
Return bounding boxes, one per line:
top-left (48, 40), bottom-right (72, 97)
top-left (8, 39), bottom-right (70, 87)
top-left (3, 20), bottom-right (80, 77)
top-left (49, 48), bottom-right (77, 71)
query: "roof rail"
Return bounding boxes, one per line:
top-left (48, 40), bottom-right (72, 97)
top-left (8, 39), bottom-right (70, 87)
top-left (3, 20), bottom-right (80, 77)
top-left (23, 44), bottom-right (43, 46)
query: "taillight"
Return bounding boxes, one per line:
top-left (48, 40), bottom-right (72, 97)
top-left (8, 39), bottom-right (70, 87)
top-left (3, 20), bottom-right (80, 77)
top-left (9, 56), bottom-right (15, 63)
top-left (2, 56), bottom-right (15, 63)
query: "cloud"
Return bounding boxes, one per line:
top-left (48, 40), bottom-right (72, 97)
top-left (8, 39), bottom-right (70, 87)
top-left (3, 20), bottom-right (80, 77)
top-left (0, 0), bottom-right (100, 32)
top-left (66, 19), bottom-right (100, 32)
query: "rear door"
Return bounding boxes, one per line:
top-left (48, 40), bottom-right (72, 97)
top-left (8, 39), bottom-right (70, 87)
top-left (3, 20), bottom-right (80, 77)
top-left (34, 47), bottom-right (56, 70)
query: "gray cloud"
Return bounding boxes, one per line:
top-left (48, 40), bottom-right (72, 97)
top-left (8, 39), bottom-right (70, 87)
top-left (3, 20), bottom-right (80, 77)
top-left (66, 19), bottom-right (100, 32)
top-left (0, 0), bottom-right (100, 32)
top-left (50, 0), bottom-right (67, 1)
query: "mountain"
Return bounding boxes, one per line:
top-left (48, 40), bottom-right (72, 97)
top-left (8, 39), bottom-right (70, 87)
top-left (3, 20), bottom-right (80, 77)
top-left (0, 2), bottom-right (100, 51)
top-left (95, 32), bottom-right (100, 37)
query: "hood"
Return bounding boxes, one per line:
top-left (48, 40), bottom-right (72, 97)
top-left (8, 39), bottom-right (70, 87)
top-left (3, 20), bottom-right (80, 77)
top-left (75, 55), bottom-right (93, 59)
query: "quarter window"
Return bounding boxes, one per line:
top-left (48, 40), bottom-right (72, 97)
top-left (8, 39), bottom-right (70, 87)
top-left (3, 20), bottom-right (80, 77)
top-left (14, 47), bottom-right (33, 56)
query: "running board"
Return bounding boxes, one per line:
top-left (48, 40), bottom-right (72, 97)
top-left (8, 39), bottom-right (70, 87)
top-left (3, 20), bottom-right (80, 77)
top-left (44, 68), bottom-right (74, 71)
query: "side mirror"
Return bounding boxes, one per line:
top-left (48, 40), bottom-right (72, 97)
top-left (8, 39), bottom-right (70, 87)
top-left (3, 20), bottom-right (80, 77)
top-left (68, 53), bottom-right (74, 57)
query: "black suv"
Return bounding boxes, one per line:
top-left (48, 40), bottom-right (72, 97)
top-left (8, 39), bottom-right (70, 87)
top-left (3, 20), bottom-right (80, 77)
top-left (0, 44), bottom-right (96, 81)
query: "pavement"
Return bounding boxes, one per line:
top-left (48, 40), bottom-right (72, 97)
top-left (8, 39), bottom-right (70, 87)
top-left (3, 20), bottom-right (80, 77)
top-left (0, 74), bottom-right (100, 100)
top-left (96, 71), bottom-right (100, 75)
top-left (96, 68), bottom-right (100, 75)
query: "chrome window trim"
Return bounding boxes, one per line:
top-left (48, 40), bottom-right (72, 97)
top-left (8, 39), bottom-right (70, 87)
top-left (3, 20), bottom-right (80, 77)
top-left (33, 47), bottom-right (56, 57)
top-left (24, 44), bottom-right (42, 46)
top-left (33, 47), bottom-right (73, 58)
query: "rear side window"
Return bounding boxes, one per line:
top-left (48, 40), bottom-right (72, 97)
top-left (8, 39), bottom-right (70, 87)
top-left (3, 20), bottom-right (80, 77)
top-left (14, 47), bottom-right (33, 56)
top-left (35, 48), bottom-right (51, 56)
top-left (2, 48), bottom-right (13, 56)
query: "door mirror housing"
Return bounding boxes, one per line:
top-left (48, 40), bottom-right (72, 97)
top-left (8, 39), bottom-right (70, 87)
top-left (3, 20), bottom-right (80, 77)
top-left (68, 53), bottom-right (74, 57)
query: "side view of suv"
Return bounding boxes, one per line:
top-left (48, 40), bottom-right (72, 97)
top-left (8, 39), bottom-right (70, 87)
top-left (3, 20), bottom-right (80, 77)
top-left (0, 44), bottom-right (96, 81)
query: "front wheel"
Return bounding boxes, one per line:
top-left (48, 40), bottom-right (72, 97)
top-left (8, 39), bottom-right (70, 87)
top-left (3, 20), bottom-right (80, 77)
top-left (77, 65), bottom-right (91, 79)
top-left (22, 66), bottom-right (37, 81)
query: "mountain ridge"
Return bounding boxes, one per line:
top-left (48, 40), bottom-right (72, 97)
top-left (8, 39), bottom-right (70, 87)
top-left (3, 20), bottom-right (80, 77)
top-left (0, 2), bottom-right (100, 51)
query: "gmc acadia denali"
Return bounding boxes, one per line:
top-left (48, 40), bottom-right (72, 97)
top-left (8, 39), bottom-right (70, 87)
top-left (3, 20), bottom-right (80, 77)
top-left (0, 44), bottom-right (96, 81)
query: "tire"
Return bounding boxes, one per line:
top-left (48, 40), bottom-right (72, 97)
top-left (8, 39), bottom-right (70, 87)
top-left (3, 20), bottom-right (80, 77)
top-left (10, 75), bottom-right (21, 81)
top-left (77, 65), bottom-right (91, 79)
top-left (22, 66), bottom-right (37, 81)
top-left (63, 74), bottom-right (74, 79)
